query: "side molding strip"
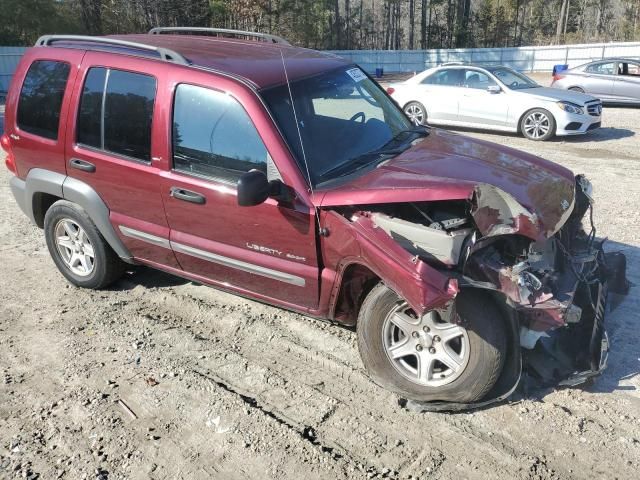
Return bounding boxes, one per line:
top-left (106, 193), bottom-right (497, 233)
top-left (170, 242), bottom-right (306, 287)
top-left (118, 226), bottom-right (305, 287)
top-left (119, 226), bottom-right (171, 249)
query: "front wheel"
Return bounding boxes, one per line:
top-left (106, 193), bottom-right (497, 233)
top-left (357, 284), bottom-right (506, 403)
top-left (520, 108), bottom-right (556, 141)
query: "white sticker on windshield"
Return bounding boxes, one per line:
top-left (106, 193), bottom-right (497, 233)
top-left (346, 67), bottom-right (366, 83)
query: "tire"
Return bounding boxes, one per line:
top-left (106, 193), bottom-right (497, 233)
top-left (44, 200), bottom-right (125, 289)
top-left (403, 101), bottom-right (427, 125)
top-left (520, 108), bottom-right (556, 141)
top-left (357, 284), bottom-right (506, 403)
top-left (569, 86), bottom-right (585, 93)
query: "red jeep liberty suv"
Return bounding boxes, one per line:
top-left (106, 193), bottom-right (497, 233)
top-left (2, 28), bottom-right (626, 408)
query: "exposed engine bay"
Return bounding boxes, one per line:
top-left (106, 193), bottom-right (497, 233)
top-left (329, 174), bottom-right (628, 411)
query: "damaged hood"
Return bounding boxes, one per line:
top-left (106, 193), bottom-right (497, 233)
top-left (318, 129), bottom-right (576, 240)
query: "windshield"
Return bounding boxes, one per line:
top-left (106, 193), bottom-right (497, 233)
top-left (261, 66), bottom-right (415, 187)
top-left (487, 67), bottom-right (539, 90)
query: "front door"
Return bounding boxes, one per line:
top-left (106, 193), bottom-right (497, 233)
top-left (160, 81), bottom-right (320, 309)
top-left (583, 62), bottom-right (617, 99)
top-left (457, 69), bottom-right (509, 127)
top-left (64, 52), bottom-right (179, 268)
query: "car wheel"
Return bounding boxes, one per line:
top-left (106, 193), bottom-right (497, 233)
top-left (44, 200), bottom-right (126, 289)
top-left (569, 86), bottom-right (585, 93)
top-left (403, 101), bottom-right (427, 125)
top-left (356, 284), bottom-right (506, 403)
top-left (520, 108), bottom-right (556, 141)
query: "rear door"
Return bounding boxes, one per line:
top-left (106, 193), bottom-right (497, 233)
top-left (457, 69), bottom-right (509, 127)
top-left (159, 72), bottom-right (320, 309)
top-left (64, 52), bottom-right (180, 268)
top-left (416, 68), bottom-right (463, 123)
top-left (8, 49), bottom-right (83, 177)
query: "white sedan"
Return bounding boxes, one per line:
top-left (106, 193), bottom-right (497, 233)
top-left (386, 64), bottom-right (602, 141)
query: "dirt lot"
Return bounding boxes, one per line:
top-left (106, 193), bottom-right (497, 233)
top-left (0, 102), bottom-right (639, 479)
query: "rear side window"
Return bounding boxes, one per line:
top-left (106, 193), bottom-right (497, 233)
top-left (422, 69), bottom-right (463, 86)
top-left (172, 84), bottom-right (268, 182)
top-left (17, 60), bottom-right (71, 140)
top-left (77, 67), bottom-right (156, 162)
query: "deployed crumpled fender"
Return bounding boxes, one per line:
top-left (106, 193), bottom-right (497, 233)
top-left (321, 210), bottom-right (458, 318)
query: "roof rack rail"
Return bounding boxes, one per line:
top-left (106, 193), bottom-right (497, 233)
top-left (148, 27), bottom-right (290, 45)
top-left (35, 35), bottom-right (190, 65)
top-left (439, 61), bottom-right (465, 66)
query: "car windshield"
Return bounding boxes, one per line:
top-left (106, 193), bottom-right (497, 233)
top-left (487, 67), bottom-right (539, 90)
top-left (261, 66), bottom-right (418, 187)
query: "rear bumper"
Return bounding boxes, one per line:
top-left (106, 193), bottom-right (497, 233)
top-left (9, 175), bottom-right (30, 220)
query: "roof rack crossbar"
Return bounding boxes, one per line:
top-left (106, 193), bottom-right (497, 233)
top-left (35, 35), bottom-right (190, 65)
top-left (148, 27), bottom-right (290, 45)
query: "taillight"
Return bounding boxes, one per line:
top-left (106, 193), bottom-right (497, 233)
top-left (386, 87), bottom-right (395, 95)
top-left (0, 134), bottom-right (17, 174)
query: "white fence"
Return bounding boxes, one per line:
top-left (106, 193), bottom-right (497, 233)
top-left (0, 47), bottom-right (26, 92)
top-left (1, 42), bottom-right (639, 89)
top-left (328, 42), bottom-right (640, 73)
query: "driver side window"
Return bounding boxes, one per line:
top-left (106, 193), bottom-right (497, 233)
top-left (463, 70), bottom-right (496, 89)
top-left (172, 84), bottom-right (268, 183)
top-left (586, 63), bottom-right (616, 75)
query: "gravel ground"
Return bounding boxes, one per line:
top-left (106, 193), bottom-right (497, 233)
top-left (0, 103), bottom-right (639, 480)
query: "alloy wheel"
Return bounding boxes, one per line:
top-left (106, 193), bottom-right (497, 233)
top-left (404, 104), bottom-right (425, 125)
top-left (523, 112), bottom-right (551, 139)
top-left (382, 304), bottom-right (470, 387)
top-left (54, 218), bottom-right (95, 277)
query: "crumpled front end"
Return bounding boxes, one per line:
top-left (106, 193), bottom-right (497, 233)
top-left (463, 175), bottom-right (628, 388)
top-left (325, 173), bottom-right (628, 410)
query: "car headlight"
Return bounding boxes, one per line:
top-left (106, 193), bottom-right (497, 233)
top-left (557, 101), bottom-right (584, 115)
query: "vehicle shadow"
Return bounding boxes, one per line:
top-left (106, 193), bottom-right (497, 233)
top-left (110, 265), bottom-right (191, 290)
top-left (558, 127), bottom-right (635, 143)
top-left (586, 240), bottom-right (639, 394)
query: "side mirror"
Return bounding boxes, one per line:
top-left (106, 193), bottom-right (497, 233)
top-left (487, 85), bottom-right (502, 94)
top-left (237, 170), bottom-right (290, 207)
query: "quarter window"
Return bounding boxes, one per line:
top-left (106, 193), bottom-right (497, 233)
top-left (172, 84), bottom-right (268, 182)
top-left (17, 60), bottom-right (71, 140)
top-left (77, 67), bottom-right (156, 162)
top-left (422, 69), bottom-right (464, 86)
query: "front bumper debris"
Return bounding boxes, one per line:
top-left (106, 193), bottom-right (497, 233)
top-left (404, 250), bottom-right (627, 413)
top-left (403, 175), bottom-right (629, 413)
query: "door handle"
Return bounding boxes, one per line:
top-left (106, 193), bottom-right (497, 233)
top-left (69, 158), bottom-right (96, 173)
top-left (169, 187), bottom-right (206, 205)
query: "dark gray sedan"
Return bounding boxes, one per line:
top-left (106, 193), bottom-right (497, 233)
top-left (551, 58), bottom-right (640, 105)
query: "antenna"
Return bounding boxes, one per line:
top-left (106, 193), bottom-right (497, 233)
top-left (279, 50), bottom-right (325, 236)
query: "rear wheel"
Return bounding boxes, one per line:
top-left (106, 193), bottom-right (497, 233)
top-left (403, 101), bottom-right (427, 125)
top-left (569, 86), bottom-right (585, 93)
top-left (520, 108), bottom-right (556, 141)
top-left (44, 200), bottom-right (125, 289)
top-left (357, 284), bottom-right (507, 403)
